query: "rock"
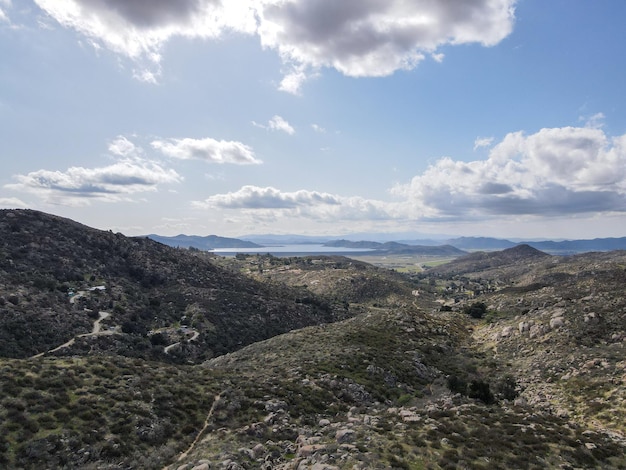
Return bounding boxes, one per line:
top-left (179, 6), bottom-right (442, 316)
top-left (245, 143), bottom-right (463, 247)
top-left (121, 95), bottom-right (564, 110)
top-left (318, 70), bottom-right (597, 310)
top-left (529, 323), bottom-right (547, 338)
top-left (585, 442), bottom-right (597, 450)
top-left (549, 317), bottom-right (564, 329)
top-left (310, 464), bottom-right (339, 470)
top-left (191, 464), bottom-right (210, 470)
top-left (318, 419), bottom-right (331, 427)
top-left (362, 415), bottom-right (378, 425)
top-left (252, 443), bottom-right (265, 457)
top-left (500, 326), bottom-right (513, 337)
top-left (335, 429), bottom-right (356, 444)
top-left (297, 444), bottom-right (327, 457)
top-left (265, 399), bottom-right (288, 412)
top-left (514, 397), bottom-right (528, 407)
top-left (518, 321), bottom-right (530, 334)
top-left (584, 312), bottom-right (598, 324)
top-left (264, 413), bottom-right (278, 425)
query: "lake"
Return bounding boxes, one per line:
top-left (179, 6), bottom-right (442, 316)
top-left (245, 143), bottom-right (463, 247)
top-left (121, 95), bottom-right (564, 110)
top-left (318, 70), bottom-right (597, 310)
top-left (212, 244), bottom-right (375, 257)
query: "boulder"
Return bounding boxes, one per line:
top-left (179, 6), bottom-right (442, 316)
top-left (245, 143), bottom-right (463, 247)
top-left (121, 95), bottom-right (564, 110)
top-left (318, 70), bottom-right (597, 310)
top-left (549, 317), bottom-right (564, 329)
top-left (335, 429), bottom-right (356, 444)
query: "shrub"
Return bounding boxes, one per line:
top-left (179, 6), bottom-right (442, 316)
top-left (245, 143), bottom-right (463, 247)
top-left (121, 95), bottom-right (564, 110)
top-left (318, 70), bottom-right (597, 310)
top-left (446, 375), bottom-right (467, 395)
top-left (463, 302), bottom-right (487, 319)
top-left (468, 380), bottom-right (495, 404)
top-left (494, 375), bottom-right (519, 401)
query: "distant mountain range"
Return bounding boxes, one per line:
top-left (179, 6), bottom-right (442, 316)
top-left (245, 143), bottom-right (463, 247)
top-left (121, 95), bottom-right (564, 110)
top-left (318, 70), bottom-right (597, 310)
top-left (147, 234), bottom-right (261, 250)
top-left (444, 236), bottom-right (626, 253)
top-left (323, 239), bottom-right (467, 256)
top-left (147, 233), bottom-right (626, 255)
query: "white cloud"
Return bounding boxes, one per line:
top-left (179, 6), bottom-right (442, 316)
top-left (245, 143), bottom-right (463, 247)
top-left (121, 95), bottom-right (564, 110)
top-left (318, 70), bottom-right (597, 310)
top-left (473, 136), bottom-right (494, 150)
top-left (253, 115), bottom-right (295, 135)
top-left (278, 67), bottom-right (309, 95)
top-left (194, 185), bottom-right (340, 210)
top-left (0, 197), bottom-right (29, 209)
top-left (33, 0), bottom-right (257, 80)
top-left (6, 157), bottom-right (181, 206)
top-left (580, 112), bottom-right (605, 129)
top-left (0, 0), bottom-right (11, 23)
top-left (432, 52), bottom-right (445, 63)
top-left (108, 135), bottom-right (139, 157)
top-left (394, 126), bottom-right (626, 219)
top-left (34, 0), bottom-right (517, 89)
top-left (190, 126), bottom-right (626, 229)
top-left (193, 185), bottom-right (397, 223)
top-left (257, 0), bottom-right (516, 87)
top-left (311, 124), bottom-right (326, 133)
top-left (269, 115), bottom-right (295, 135)
top-left (151, 137), bottom-right (261, 165)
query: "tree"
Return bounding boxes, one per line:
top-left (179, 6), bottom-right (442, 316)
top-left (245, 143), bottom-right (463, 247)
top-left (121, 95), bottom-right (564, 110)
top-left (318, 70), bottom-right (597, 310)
top-left (463, 301), bottom-right (487, 319)
top-left (468, 380), bottom-right (495, 404)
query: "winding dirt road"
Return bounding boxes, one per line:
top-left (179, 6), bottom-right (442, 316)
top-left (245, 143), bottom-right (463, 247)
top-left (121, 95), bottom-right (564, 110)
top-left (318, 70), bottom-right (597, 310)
top-left (31, 311), bottom-right (113, 359)
top-left (163, 329), bottom-right (200, 354)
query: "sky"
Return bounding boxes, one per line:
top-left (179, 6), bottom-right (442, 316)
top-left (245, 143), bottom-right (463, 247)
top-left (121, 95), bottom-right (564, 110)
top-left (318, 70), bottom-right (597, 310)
top-left (1, 0), bottom-right (626, 240)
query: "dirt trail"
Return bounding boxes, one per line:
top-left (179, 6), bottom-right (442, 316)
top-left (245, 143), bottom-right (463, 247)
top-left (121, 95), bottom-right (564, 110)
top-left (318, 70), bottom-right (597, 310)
top-left (31, 311), bottom-right (113, 359)
top-left (163, 329), bottom-right (200, 354)
top-left (164, 392), bottom-right (223, 468)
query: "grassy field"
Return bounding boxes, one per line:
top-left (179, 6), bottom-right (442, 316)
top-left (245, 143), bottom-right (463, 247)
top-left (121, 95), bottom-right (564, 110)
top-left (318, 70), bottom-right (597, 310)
top-left (349, 254), bottom-right (459, 272)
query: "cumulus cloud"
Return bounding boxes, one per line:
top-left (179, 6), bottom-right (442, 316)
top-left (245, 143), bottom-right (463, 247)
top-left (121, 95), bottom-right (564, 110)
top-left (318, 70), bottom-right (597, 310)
top-left (34, 0), bottom-right (516, 90)
top-left (194, 185), bottom-right (340, 209)
top-left (192, 185), bottom-right (395, 222)
top-left (253, 115), bottom-right (295, 135)
top-left (151, 137), bottom-right (261, 165)
top-left (108, 135), bottom-right (139, 157)
top-left (258, 0), bottom-right (515, 93)
top-left (6, 158), bottom-right (181, 206)
top-left (394, 126), bottom-right (626, 219)
top-left (0, 197), bottom-right (29, 209)
top-left (33, 0), bottom-right (256, 80)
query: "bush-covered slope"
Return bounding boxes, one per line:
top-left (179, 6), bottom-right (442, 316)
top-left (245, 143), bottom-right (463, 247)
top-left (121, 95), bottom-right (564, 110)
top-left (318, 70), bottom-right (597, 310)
top-left (0, 209), bottom-right (350, 360)
top-left (1, 210), bottom-right (626, 469)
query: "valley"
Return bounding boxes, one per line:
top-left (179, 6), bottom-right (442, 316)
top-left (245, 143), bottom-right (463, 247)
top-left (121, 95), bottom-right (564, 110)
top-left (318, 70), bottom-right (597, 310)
top-left (1, 210), bottom-right (625, 469)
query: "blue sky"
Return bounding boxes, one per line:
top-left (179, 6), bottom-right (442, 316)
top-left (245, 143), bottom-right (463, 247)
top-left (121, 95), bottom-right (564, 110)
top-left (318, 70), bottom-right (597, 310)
top-left (1, 0), bottom-right (626, 240)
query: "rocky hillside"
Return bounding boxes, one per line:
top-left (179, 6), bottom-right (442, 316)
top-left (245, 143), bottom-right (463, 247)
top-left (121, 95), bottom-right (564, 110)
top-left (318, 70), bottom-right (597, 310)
top-left (0, 210), bottom-right (353, 361)
top-left (1, 210), bottom-right (625, 469)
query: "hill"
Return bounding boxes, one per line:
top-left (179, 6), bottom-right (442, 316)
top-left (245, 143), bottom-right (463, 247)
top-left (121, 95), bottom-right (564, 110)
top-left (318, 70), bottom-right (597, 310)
top-left (428, 244), bottom-right (551, 278)
top-left (324, 239), bottom-right (467, 256)
top-left (444, 236), bottom-right (626, 253)
top-left (445, 236), bottom-right (517, 250)
top-left (1, 210), bottom-right (625, 469)
top-left (147, 234), bottom-right (262, 250)
top-left (0, 209), bottom-right (352, 361)
top-left (423, 247), bottom-right (626, 454)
